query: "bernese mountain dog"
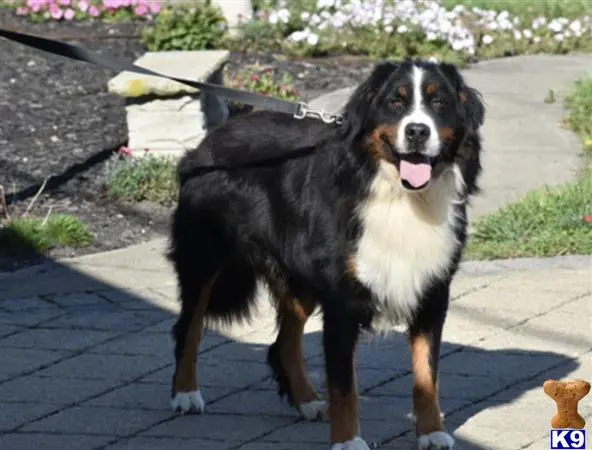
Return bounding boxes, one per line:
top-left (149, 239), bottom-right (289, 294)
top-left (167, 58), bottom-right (485, 450)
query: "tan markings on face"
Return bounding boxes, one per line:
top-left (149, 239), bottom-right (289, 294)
top-left (459, 92), bottom-right (468, 104)
top-left (438, 127), bottom-right (455, 141)
top-left (368, 124), bottom-right (398, 161)
top-left (409, 332), bottom-right (444, 436)
top-left (398, 85), bottom-right (408, 98)
top-left (426, 83), bottom-right (438, 95)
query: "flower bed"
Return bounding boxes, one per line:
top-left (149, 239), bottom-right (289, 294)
top-left (238, 0), bottom-right (592, 63)
top-left (8, 0), bottom-right (592, 64)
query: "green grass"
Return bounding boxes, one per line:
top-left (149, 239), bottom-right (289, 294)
top-left (106, 155), bottom-right (178, 205)
top-left (465, 174), bottom-right (592, 259)
top-left (564, 76), bottom-right (592, 158)
top-left (0, 214), bottom-right (93, 256)
top-left (442, 0), bottom-right (592, 19)
top-left (466, 74), bottom-right (592, 260)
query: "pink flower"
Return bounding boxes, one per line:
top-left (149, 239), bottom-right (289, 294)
top-left (148, 1), bottom-right (160, 14)
top-left (77, 0), bottom-right (88, 12)
top-left (49, 4), bottom-right (64, 19)
top-left (16, 6), bottom-right (29, 14)
top-left (59, 0), bottom-right (71, 5)
top-left (63, 7), bottom-right (75, 19)
top-left (134, 4), bottom-right (148, 16)
top-left (88, 5), bottom-right (99, 16)
top-left (118, 146), bottom-right (132, 157)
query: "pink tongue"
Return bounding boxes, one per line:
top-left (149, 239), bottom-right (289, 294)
top-left (399, 160), bottom-right (432, 188)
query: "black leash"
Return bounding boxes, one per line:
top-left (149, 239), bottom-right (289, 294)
top-left (0, 28), bottom-right (343, 124)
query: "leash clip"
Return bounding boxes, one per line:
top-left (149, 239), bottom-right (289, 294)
top-left (294, 102), bottom-right (344, 125)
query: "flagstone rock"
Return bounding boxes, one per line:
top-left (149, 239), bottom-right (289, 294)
top-left (107, 50), bottom-right (229, 158)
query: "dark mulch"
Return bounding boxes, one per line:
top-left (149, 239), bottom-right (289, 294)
top-left (0, 10), bottom-right (373, 271)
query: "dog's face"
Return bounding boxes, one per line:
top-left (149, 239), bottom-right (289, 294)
top-left (343, 60), bottom-right (485, 192)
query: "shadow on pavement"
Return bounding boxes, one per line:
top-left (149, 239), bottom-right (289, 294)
top-left (0, 255), bottom-right (581, 450)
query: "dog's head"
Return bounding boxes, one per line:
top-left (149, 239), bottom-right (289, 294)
top-left (342, 59), bottom-right (485, 193)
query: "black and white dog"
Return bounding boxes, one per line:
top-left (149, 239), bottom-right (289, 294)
top-left (167, 59), bottom-right (485, 449)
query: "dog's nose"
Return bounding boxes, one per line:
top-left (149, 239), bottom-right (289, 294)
top-left (405, 123), bottom-right (430, 143)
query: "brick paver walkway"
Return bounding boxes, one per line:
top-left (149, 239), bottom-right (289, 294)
top-left (0, 240), bottom-right (590, 450)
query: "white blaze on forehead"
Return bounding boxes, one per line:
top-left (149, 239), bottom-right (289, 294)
top-left (396, 65), bottom-right (440, 157)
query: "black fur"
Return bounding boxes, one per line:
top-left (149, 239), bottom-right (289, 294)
top-left (168, 58), bottom-right (485, 429)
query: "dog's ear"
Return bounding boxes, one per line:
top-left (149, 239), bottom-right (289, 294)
top-left (439, 63), bottom-right (485, 132)
top-left (341, 61), bottom-right (400, 141)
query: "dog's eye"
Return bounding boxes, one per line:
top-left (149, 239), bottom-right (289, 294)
top-left (432, 98), bottom-right (446, 109)
top-left (390, 99), bottom-right (405, 110)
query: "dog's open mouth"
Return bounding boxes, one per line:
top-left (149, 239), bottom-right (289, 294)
top-left (397, 153), bottom-right (434, 191)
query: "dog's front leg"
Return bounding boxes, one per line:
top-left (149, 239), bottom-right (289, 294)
top-left (409, 281), bottom-right (455, 450)
top-left (323, 306), bottom-right (370, 450)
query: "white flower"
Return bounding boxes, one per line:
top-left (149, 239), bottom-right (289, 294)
top-left (277, 8), bottom-right (290, 24)
top-left (554, 33), bottom-right (565, 41)
top-left (397, 24), bottom-right (408, 33)
top-left (384, 25), bottom-right (393, 33)
top-left (307, 32), bottom-right (319, 46)
top-left (482, 34), bottom-right (493, 45)
top-left (288, 30), bottom-right (306, 42)
top-left (569, 20), bottom-right (582, 34)
top-left (317, 0), bottom-right (335, 9)
top-left (523, 29), bottom-right (533, 39)
top-left (548, 19), bottom-right (564, 32)
top-left (513, 30), bottom-right (522, 40)
top-left (534, 36), bottom-right (541, 43)
top-left (300, 11), bottom-right (310, 21)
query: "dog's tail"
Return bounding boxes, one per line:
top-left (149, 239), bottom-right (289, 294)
top-left (200, 61), bottom-right (230, 132)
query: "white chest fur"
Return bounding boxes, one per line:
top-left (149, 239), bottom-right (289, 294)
top-left (352, 162), bottom-right (462, 327)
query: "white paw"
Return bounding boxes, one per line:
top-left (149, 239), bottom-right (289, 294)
top-left (299, 400), bottom-right (328, 421)
top-left (418, 431), bottom-right (455, 450)
top-left (331, 436), bottom-right (371, 450)
top-left (171, 390), bottom-right (205, 414)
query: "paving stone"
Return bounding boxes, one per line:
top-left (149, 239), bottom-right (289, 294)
top-left (98, 288), bottom-right (178, 312)
top-left (0, 433), bottom-right (114, 450)
top-left (0, 375), bottom-right (122, 405)
top-left (486, 268), bottom-right (591, 295)
top-left (0, 348), bottom-right (68, 379)
top-left (198, 359), bottom-right (274, 388)
top-left (86, 383), bottom-right (233, 411)
top-left (553, 294), bottom-right (591, 317)
top-left (442, 310), bottom-right (526, 346)
top-left (0, 324), bottom-right (23, 338)
top-left (453, 424), bottom-right (543, 449)
top-left (90, 332), bottom-right (174, 357)
top-left (261, 418), bottom-right (405, 445)
top-left (439, 350), bottom-right (567, 381)
top-left (0, 402), bottom-right (59, 431)
top-left (22, 406), bottom-right (171, 436)
top-left (43, 309), bottom-right (168, 331)
top-left (236, 443), bottom-right (328, 450)
top-left (141, 414), bottom-right (292, 441)
top-left (105, 437), bottom-right (239, 450)
top-left (0, 309), bottom-right (64, 327)
top-left (208, 389), bottom-right (301, 417)
top-left (46, 292), bottom-right (112, 309)
top-left (34, 353), bottom-right (167, 381)
top-left (0, 328), bottom-right (118, 351)
top-left (452, 286), bottom-right (580, 315)
top-left (367, 372), bottom-right (510, 401)
top-left (0, 295), bottom-right (60, 312)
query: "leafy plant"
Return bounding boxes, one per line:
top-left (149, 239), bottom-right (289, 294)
top-left (105, 151), bottom-right (178, 205)
top-left (226, 65), bottom-right (300, 101)
top-left (141, 2), bottom-right (228, 51)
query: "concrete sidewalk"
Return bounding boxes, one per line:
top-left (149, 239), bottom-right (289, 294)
top-left (0, 239), bottom-right (590, 450)
top-left (1, 54), bottom-right (592, 450)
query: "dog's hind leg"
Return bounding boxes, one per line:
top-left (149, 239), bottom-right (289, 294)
top-left (268, 294), bottom-right (325, 421)
top-left (170, 268), bottom-right (220, 414)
